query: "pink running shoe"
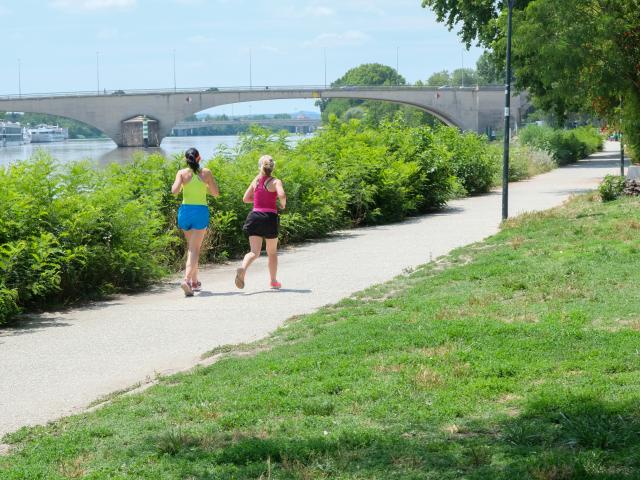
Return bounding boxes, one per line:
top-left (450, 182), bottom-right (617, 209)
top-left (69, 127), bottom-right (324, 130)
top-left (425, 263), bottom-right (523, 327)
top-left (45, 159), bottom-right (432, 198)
top-left (270, 280), bottom-right (282, 289)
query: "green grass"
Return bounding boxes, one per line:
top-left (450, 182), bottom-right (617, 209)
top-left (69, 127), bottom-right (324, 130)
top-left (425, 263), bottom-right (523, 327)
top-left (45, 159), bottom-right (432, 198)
top-left (2, 194), bottom-right (640, 479)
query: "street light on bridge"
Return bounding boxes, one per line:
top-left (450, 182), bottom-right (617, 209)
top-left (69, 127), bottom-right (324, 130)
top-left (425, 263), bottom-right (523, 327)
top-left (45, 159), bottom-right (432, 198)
top-left (96, 51), bottom-right (100, 95)
top-left (502, 0), bottom-right (515, 220)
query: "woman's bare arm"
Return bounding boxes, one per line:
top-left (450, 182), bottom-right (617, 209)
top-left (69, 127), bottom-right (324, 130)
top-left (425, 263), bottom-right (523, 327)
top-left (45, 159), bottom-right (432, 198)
top-left (171, 171), bottom-right (183, 195)
top-left (275, 179), bottom-right (286, 210)
top-left (243, 182), bottom-right (255, 203)
top-left (203, 169), bottom-right (220, 197)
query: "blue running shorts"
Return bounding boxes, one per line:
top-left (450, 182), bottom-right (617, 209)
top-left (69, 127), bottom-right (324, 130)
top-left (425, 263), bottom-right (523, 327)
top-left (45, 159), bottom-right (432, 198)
top-left (177, 205), bottom-right (209, 230)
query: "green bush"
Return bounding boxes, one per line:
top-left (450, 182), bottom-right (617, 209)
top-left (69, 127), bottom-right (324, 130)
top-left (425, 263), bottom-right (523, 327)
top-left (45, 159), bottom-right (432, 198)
top-left (0, 119), bottom-right (534, 325)
top-left (492, 144), bottom-right (557, 184)
top-left (519, 125), bottom-right (603, 165)
top-left (432, 127), bottom-right (498, 195)
top-left (0, 152), bottom-right (176, 325)
top-left (599, 175), bottom-right (626, 202)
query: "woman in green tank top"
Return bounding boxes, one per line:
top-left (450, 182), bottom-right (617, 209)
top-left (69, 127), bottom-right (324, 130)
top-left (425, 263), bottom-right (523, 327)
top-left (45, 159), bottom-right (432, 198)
top-left (171, 148), bottom-right (220, 296)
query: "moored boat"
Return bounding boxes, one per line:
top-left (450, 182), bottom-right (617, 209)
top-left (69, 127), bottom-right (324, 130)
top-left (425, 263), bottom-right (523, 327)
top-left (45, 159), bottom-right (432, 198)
top-left (29, 124), bottom-right (68, 143)
top-left (0, 121), bottom-right (29, 147)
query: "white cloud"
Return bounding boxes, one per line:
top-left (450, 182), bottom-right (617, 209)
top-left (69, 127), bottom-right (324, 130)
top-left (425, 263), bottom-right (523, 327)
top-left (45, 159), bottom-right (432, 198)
top-left (305, 5), bottom-right (335, 17)
top-left (303, 30), bottom-right (370, 48)
top-left (50, 0), bottom-right (136, 11)
top-left (333, 0), bottom-right (385, 16)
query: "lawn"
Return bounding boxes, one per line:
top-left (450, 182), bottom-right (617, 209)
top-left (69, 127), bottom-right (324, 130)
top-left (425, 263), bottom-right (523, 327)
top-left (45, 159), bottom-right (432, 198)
top-left (2, 193), bottom-right (639, 479)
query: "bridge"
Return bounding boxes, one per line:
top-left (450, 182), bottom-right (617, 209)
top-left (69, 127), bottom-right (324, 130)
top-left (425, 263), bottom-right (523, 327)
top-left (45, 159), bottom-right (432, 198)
top-left (172, 117), bottom-right (321, 136)
top-left (0, 86), bottom-right (527, 147)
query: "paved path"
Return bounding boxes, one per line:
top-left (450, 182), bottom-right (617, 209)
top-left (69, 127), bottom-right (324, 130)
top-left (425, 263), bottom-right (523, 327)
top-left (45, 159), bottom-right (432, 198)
top-left (0, 142), bottom-right (625, 438)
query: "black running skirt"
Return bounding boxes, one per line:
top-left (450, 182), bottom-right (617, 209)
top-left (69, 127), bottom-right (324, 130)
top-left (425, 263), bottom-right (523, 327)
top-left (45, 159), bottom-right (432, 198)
top-left (243, 211), bottom-right (279, 239)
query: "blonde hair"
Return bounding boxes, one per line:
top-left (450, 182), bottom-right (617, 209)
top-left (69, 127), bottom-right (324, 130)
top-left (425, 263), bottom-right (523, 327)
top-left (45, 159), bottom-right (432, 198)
top-left (258, 155), bottom-right (275, 176)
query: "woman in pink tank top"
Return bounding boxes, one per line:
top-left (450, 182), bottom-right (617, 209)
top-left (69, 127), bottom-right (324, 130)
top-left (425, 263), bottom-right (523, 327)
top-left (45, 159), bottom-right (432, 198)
top-left (236, 155), bottom-right (287, 290)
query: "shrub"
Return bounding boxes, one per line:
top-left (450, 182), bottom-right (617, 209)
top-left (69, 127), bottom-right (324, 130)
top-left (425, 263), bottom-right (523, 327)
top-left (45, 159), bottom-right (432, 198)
top-left (433, 127), bottom-right (497, 195)
top-left (599, 175), bottom-right (626, 202)
top-left (0, 152), bottom-right (176, 324)
top-left (0, 120), bottom-right (518, 325)
top-left (519, 125), bottom-right (603, 165)
top-left (490, 144), bottom-right (556, 185)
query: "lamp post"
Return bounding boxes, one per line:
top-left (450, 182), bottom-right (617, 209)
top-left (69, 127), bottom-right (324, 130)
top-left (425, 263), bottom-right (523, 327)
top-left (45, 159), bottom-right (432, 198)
top-left (249, 48), bottom-right (253, 89)
top-left (96, 51), bottom-right (100, 95)
top-left (323, 48), bottom-right (327, 88)
top-left (501, 0), bottom-right (515, 220)
top-left (18, 58), bottom-right (21, 97)
top-left (396, 46), bottom-right (399, 85)
top-left (620, 97), bottom-right (625, 176)
top-left (173, 49), bottom-right (177, 92)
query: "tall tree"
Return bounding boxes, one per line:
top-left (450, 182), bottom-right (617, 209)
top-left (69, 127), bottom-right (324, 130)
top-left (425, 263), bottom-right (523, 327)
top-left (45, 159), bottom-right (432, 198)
top-left (427, 70), bottom-right (451, 86)
top-left (476, 51), bottom-right (503, 85)
top-left (319, 63), bottom-right (434, 126)
top-left (420, 0), bottom-right (640, 160)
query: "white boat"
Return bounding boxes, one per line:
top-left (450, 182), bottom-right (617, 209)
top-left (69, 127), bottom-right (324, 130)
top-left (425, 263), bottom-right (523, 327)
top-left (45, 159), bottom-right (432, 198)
top-left (29, 124), bottom-right (68, 143)
top-left (0, 121), bottom-right (29, 146)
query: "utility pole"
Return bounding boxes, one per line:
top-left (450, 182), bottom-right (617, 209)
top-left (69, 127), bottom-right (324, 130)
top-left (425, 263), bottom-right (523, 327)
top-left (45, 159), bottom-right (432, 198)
top-left (96, 51), bottom-right (100, 95)
top-left (620, 97), bottom-right (625, 176)
top-left (323, 48), bottom-right (327, 88)
top-left (502, 0), bottom-right (515, 220)
top-left (249, 48), bottom-right (253, 89)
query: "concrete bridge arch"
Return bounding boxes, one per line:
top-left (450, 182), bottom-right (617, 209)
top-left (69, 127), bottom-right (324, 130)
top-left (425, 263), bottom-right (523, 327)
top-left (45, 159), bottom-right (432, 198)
top-left (0, 86), bottom-right (525, 146)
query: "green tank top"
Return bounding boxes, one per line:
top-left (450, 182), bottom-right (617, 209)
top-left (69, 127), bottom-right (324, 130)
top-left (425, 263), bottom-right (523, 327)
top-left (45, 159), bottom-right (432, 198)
top-left (182, 172), bottom-right (208, 205)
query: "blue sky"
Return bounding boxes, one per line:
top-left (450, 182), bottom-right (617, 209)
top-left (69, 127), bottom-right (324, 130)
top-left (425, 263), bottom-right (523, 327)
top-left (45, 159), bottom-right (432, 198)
top-left (0, 0), bottom-right (483, 115)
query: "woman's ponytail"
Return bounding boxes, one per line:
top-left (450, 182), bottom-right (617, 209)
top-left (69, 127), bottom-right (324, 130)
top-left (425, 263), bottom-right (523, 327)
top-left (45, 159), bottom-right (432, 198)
top-left (258, 154), bottom-right (275, 176)
top-left (185, 147), bottom-right (201, 173)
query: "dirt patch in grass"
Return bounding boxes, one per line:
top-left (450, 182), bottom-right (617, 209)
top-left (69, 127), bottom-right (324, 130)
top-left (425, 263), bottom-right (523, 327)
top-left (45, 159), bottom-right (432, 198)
top-left (58, 454), bottom-right (91, 479)
top-left (414, 367), bottom-right (443, 388)
top-left (419, 343), bottom-right (456, 357)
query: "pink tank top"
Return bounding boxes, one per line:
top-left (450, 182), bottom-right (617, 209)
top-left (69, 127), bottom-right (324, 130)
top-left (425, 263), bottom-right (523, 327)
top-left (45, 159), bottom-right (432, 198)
top-left (253, 176), bottom-right (278, 213)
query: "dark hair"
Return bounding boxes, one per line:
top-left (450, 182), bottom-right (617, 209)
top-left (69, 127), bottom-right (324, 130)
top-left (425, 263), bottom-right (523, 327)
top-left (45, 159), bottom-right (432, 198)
top-left (185, 147), bottom-right (201, 173)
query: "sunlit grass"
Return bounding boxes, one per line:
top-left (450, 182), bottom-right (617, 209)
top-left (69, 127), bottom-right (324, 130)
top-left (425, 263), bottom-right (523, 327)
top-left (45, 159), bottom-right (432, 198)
top-left (2, 194), bottom-right (639, 479)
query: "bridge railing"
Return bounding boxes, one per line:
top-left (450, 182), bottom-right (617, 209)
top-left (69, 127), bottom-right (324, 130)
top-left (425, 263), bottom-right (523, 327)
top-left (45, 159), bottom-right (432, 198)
top-left (0, 84), bottom-right (505, 101)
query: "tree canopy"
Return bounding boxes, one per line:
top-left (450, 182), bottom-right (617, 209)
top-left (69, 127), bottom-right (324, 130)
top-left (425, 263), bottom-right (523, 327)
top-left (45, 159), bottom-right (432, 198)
top-left (319, 63), bottom-right (435, 127)
top-left (420, 0), bottom-right (640, 160)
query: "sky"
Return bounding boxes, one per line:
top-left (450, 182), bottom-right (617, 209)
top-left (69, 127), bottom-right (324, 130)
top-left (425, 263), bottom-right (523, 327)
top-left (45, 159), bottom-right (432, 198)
top-left (0, 0), bottom-right (483, 115)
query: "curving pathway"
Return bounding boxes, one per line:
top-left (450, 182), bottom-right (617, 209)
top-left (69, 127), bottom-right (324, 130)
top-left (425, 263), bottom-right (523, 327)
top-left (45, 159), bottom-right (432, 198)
top-left (0, 142), bottom-right (626, 438)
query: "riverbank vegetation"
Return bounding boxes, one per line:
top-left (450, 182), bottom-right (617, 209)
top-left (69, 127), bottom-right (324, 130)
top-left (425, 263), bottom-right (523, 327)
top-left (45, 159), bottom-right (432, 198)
top-left (2, 193), bottom-right (638, 479)
top-left (0, 119), bottom-right (602, 325)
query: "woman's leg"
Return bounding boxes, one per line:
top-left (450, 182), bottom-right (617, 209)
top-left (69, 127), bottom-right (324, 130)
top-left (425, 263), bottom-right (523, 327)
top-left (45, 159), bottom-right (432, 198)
top-left (236, 236), bottom-right (263, 288)
top-left (241, 236), bottom-right (263, 274)
top-left (265, 237), bottom-right (279, 283)
top-left (183, 230), bottom-right (193, 282)
top-left (187, 229), bottom-right (207, 285)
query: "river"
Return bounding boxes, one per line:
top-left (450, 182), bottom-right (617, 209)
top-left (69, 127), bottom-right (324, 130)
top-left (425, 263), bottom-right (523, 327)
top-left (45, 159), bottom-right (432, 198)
top-left (0, 135), bottom-right (310, 168)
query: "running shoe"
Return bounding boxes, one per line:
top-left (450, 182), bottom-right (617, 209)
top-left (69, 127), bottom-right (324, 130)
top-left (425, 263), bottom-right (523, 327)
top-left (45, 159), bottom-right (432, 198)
top-left (181, 280), bottom-right (194, 297)
top-left (270, 280), bottom-right (282, 289)
top-left (235, 268), bottom-right (245, 289)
